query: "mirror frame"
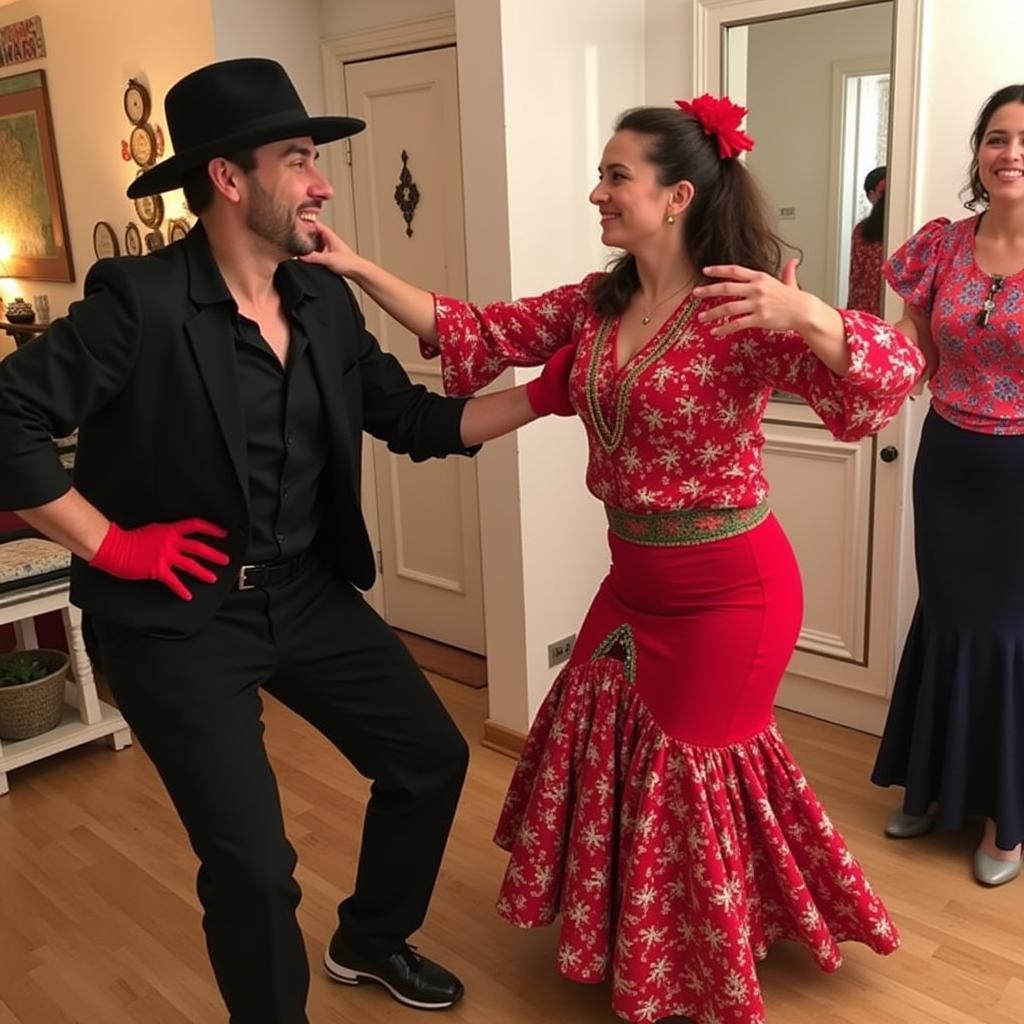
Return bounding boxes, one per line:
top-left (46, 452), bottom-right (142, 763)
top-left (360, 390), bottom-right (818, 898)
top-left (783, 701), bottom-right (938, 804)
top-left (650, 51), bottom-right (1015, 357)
top-left (693, 0), bottom-right (924, 322)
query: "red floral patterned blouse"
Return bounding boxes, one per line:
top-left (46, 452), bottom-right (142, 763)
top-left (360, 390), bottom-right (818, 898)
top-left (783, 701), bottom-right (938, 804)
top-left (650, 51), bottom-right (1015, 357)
top-left (847, 222), bottom-right (884, 316)
top-left (884, 215), bottom-right (1024, 434)
top-left (427, 278), bottom-right (924, 513)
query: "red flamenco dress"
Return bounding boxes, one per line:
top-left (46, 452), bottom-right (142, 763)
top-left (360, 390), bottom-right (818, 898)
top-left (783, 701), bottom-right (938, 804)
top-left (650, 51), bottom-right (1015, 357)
top-left (427, 278), bottom-right (923, 1024)
top-left (847, 221), bottom-right (884, 316)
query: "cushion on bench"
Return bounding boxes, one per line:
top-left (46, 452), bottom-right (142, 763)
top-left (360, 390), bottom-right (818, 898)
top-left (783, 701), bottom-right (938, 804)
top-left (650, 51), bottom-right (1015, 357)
top-left (0, 538), bottom-right (72, 594)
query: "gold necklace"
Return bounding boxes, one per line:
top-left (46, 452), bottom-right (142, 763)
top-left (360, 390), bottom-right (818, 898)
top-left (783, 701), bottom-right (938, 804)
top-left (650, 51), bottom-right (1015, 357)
top-left (586, 297), bottom-right (700, 452)
top-left (639, 279), bottom-right (694, 325)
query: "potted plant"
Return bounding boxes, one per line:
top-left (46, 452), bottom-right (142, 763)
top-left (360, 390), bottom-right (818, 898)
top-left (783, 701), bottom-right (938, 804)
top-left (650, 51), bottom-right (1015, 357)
top-left (0, 649), bottom-right (69, 740)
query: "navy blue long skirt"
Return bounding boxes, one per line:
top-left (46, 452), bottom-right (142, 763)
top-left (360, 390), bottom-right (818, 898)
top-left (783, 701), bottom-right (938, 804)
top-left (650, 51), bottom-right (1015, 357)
top-left (872, 408), bottom-right (1024, 849)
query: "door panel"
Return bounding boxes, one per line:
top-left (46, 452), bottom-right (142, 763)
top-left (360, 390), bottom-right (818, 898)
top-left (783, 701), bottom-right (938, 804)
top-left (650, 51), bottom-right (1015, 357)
top-left (764, 398), bottom-right (903, 734)
top-left (344, 48), bottom-right (485, 653)
top-left (764, 420), bottom-right (871, 665)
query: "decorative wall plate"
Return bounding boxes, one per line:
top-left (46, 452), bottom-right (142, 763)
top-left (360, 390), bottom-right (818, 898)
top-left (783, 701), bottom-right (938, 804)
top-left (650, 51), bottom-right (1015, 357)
top-left (124, 222), bottom-right (142, 256)
top-left (123, 78), bottom-right (151, 125)
top-left (167, 218), bottom-right (191, 243)
top-left (92, 221), bottom-right (120, 259)
top-left (133, 190), bottom-right (164, 229)
top-left (129, 123), bottom-right (157, 167)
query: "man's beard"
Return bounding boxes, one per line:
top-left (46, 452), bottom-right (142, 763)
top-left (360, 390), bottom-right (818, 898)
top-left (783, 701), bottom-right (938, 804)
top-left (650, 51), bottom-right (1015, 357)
top-left (246, 178), bottom-right (316, 257)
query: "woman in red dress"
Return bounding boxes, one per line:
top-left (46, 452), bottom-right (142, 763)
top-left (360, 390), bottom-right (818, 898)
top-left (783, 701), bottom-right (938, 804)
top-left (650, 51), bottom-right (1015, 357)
top-left (847, 166), bottom-right (886, 314)
top-left (305, 98), bottom-right (923, 1024)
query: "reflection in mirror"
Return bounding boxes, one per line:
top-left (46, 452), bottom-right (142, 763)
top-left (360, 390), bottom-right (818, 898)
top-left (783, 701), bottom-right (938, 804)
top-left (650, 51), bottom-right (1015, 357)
top-left (724, 2), bottom-right (893, 314)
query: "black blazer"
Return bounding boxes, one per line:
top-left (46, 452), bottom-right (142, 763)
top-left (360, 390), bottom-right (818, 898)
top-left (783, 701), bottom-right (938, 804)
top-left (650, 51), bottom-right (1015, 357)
top-left (0, 225), bottom-right (474, 636)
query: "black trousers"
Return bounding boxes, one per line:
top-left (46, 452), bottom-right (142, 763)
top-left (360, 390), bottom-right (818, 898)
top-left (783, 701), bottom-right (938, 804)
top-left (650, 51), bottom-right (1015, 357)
top-left (92, 560), bottom-right (469, 1024)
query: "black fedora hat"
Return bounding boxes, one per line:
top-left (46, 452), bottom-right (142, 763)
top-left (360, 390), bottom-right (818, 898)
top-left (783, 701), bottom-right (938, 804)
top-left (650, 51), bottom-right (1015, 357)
top-left (127, 58), bottom-right (365, 198)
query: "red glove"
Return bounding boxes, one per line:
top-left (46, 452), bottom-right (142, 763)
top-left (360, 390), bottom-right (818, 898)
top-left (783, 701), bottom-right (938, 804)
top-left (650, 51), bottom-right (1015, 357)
top-left (525, 344), bottom-right (577, 417)
top-left (89, 519), bottom-right (230, 601)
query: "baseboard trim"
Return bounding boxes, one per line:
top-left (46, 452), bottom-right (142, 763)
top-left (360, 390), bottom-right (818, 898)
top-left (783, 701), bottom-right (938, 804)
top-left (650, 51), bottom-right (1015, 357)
top-left (482, 719), bottom-right (525, 760)
top-left (776, 672), bottom-right (887, 737)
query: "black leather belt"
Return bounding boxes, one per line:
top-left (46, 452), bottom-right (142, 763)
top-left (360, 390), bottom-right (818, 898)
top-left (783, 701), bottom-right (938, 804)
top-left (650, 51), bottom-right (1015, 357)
top-left (235, 555), bottom-right (304, 591)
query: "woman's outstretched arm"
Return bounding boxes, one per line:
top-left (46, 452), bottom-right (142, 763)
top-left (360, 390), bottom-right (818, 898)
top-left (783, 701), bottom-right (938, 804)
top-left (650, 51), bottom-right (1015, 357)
top-left (302, 222), bottom-right (440, 344)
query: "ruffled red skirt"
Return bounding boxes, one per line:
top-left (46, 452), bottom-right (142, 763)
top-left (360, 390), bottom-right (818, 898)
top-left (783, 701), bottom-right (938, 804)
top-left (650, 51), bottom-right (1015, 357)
top-left (495, 514), bottom-right (899, 1024)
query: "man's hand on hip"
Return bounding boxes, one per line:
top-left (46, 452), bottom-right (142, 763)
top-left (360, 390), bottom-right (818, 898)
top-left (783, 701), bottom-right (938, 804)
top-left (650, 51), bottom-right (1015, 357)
top-left (89, 519), bottom-right (230, 601)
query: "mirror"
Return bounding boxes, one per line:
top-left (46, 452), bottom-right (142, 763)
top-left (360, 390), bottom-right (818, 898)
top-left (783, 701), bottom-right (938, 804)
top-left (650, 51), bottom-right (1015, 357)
top-left (723, 1), bottom-right (894, 315)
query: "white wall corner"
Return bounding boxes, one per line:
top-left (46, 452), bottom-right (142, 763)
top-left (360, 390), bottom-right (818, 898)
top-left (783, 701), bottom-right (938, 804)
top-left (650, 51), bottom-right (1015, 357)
top-left (456, 0), bottom-right (648, 732)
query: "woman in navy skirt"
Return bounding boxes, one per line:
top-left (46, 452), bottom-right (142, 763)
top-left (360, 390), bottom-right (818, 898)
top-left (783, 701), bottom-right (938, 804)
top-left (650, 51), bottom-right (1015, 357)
top-left (872, 84), bottom-right (1024, 885)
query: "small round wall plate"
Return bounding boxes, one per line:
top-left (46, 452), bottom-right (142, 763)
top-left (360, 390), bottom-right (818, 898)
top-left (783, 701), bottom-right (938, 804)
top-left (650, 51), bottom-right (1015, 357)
top-left (124, 222), bottom-right (143, 256)
top-left (133, 190), bottom-right (164, 229)
top-left (167, 218), bottom-right (190, 243)
top-left (92, 220), bottom-right (120, 260)
top-left (123, 79), bottom-right (151, 125)
top-left (129, 123), bottom-right (157, 167)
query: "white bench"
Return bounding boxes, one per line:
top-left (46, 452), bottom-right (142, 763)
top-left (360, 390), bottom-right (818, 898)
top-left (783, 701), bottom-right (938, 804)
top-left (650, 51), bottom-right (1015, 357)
top-left (0, 538), bottom-right (131, 794)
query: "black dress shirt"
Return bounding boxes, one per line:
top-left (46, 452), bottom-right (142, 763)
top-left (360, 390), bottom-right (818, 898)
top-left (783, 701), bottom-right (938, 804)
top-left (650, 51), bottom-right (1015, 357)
top-left (234, 267), bottom-right (327, 565)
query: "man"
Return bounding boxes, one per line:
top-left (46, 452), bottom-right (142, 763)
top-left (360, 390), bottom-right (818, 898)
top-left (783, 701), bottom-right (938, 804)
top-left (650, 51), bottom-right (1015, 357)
top-left (0, 58), bottom-right (572, 1023)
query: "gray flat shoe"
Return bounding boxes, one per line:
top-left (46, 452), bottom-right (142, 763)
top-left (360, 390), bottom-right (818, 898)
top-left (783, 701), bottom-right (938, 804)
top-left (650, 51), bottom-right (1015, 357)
top-left (973, 848), bottom-right (1022, 887)
top-left (884, 808), bottom-right (936, 839)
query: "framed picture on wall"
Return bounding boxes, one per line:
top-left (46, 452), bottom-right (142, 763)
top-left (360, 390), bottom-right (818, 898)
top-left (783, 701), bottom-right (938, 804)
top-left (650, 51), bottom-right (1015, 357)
top-left (0, 69), bottom-right (74, 281)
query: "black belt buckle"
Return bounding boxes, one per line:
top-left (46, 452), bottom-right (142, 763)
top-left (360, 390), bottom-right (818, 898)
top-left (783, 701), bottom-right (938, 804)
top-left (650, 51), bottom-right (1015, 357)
top-left (237, 564), bottom-right (258, 591)
top-left (236, 556), bottom-right (301, 590)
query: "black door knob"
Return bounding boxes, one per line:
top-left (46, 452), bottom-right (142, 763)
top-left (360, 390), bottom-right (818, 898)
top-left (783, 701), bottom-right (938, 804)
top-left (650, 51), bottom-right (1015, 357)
top-left (880, 445), bottom-right (899, 463)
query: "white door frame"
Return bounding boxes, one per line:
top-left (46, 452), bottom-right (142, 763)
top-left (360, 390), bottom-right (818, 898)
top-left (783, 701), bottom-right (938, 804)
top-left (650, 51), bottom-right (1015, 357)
top-left (693, 0), bottom-right (926, 725)
top-left (319, 13), bottom-right (457, 614)
top-left (825, 54), bottom-right (891, 307)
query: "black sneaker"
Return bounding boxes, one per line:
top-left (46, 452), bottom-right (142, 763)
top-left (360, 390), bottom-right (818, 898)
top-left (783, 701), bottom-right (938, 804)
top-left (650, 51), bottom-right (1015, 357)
top-left (323, 929), bottom-right (464, 1010)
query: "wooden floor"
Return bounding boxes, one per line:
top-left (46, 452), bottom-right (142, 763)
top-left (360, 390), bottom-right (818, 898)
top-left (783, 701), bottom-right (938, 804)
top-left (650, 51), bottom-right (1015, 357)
top-left (1, 676), bottom-right (1022, 1024)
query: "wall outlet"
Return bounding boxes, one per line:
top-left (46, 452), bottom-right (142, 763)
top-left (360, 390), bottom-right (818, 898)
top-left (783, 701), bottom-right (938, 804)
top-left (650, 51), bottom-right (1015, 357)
top-left (778, 206), bottom-right (796, 220)
top-left (547, 634), bottom-right (576, 668)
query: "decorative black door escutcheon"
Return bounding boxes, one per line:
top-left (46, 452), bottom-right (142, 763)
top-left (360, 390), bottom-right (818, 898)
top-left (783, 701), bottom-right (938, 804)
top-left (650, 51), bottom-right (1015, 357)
top-left (393, 150), bottom-right (420, 238)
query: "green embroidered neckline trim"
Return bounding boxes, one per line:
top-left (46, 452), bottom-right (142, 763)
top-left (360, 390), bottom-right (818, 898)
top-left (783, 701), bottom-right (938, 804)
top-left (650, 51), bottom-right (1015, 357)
top-left (605, 502), bottom-right (770, 547)
top-left (585, 297), bottom-right (700, 453)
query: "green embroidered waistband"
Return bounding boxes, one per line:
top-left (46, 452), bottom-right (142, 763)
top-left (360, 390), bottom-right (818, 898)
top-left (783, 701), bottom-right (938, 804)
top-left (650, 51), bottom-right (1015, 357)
top-left (605, 502), bottom-right (771, 547)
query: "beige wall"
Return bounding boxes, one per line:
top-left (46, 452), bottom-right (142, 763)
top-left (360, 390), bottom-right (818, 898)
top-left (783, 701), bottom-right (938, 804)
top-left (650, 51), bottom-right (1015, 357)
top-left (450, 0), bottom-right (522, 725)
top-left (457, 0), bottom-right (645, 732)
top-left (644, 0), bottom-right (692, 104)
top-left (912, 0), bottom-right (1023, 224)
top-left (319, 0), bottom-right (454, 38)
top-left (0, 0), bottom-right (215, 351)
top-left (504, 0), bottom-right (646, 725)
top-left (212, 0), bottom-right (325, 116)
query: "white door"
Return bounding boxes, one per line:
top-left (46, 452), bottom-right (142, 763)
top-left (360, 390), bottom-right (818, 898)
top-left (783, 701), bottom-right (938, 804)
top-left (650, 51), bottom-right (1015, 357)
top-left (343, 48), bottom-right (486, 655)
top-left (764, 398), bottom-right (906, 735)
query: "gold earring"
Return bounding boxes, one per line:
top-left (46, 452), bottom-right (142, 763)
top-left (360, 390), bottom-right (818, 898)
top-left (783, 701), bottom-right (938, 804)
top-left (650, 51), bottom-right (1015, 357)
top-left (666, 214), bottom-right (675, 224)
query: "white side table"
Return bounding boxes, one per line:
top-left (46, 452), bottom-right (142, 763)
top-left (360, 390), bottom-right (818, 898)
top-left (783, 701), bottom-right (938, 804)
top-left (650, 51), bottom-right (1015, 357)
top-left (0, 577), bottom-right (131, 795)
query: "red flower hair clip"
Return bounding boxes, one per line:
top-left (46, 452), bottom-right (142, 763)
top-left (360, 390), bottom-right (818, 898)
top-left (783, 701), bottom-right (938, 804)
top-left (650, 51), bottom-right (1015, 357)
top-left (675, 94), bottom-right (755, 160)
